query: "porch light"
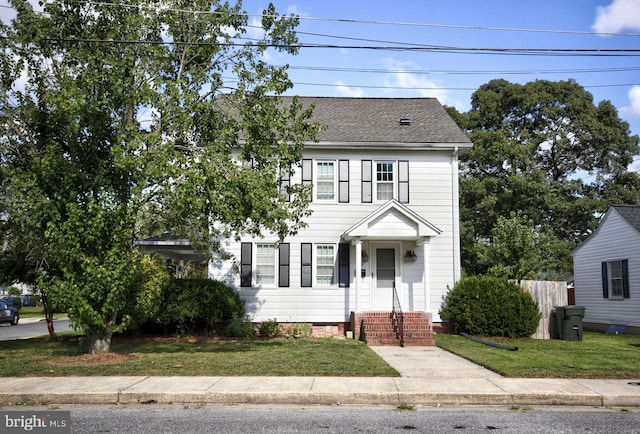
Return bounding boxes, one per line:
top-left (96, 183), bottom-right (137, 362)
top-left (361, 250), bottom-right (369, 263)
top-left (404, 250), bottom-right (417, 262)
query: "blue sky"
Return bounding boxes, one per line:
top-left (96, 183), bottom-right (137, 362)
top-left (246, 0), bottom-right (640, 172)
top-left (2, 0), bottom-right (640, 172)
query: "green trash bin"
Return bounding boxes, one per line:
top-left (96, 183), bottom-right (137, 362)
top-left (555, 306), bottom-right (585, 341)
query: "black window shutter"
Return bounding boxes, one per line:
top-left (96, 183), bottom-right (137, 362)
top-left (302, 159), bottom-right (313, 185)
top-left (279, 243), bottom-right (290, 287)
top-left (241, 243), bottom-right (252, 287)
top-left (622, 259), bottom-right (630, 299)
top-left (281, 166), bottom-right (291, 202)
top-left (601, 261), bottom-right (609, 299)
top-left (339, 160), bottom-right (349, 203)
top-left (301, 243), bottom-right (312, 287)
top-left (338, 243), bottom-right (350, 288)
top-left (398, 160), bottom-right (409, 203)
top-left (361, 160), bottom-right (372, 203)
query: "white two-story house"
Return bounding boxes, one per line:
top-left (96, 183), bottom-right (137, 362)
top-left (206, 97), bottom-right (472, 344)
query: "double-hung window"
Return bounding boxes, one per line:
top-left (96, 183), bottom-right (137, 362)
top-left (315, 161), bottom-right (336, 201)
top-left (316, 244), bottom-right (335, 285)
top-left (602, 259), bottom-right (630, 299)
top-left (376, 161), bottom-right (394, 201)
top-left (256, 244), bottom-right (276, 286)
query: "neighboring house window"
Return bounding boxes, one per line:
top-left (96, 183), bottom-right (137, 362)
top-left (256, 244), bottom-right (276, 286)
top-left (315, 161), bottom-right (336, 201)
top-left (316, 244), bottom-right (335, 285)
top-left (602, 259), bottom-right (630, 299)
top-left (376, 161), bottom-right (394, 201)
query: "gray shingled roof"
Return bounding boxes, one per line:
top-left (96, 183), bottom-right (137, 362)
top-left (613, 205), bottom-right (640, 232)
top-left (283, 97), bottom-right (472, 145)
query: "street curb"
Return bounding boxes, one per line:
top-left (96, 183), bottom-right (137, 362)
top-left (0, 376), bottom-right (638, 407)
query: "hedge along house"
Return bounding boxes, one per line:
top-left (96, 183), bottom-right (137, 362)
top-left (205, 97), bottom-right (473, 345)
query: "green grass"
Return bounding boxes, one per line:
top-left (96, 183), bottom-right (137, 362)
top-left (0, 335), bottom-right (400, 377)
top-left (435, 331), bottom-right (640, 378)
top-left (18, 307), bottom-right (68, 320)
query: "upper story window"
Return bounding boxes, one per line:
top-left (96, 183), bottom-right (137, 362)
top-left (315, 161), bottom-right (336, 201)
top-left (376, 161), bottom-right (394, 201)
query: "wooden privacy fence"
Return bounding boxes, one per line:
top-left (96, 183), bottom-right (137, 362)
top-left (518, 280), bottom-right (568, 339)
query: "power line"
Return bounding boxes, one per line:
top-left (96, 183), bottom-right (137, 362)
top-left (6, 2), bottom-right (639, 38)
top-left (3, 35), bottom-right (640, 57)
top-left (281, 65), bottom-right (640, 76)
top-left (79, 1), bottom-right (640, 38)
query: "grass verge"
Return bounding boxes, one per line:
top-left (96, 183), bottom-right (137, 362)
top-left (435, 331), bottom-right (640, 378)
top-left (0, 335), bottom-right (400, 377)
top-left (18, 307), bottom-right (68, 320)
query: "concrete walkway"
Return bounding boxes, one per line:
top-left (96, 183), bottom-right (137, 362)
top-left (1, 339), bottom-right (639, 407)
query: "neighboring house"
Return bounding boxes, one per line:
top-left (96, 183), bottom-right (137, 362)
top-left (571, 205), bottom-right (640, 334)
top-left (140, 97), bottom-right (473, 344)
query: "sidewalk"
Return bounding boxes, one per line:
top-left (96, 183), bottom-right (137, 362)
top-left (1, 340), bottom-right (639, 407)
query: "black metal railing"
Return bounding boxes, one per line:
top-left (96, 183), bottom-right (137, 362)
top-left (392, 282), bottom-right (404, 347)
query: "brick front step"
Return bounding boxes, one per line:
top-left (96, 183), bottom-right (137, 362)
top-left (355, 311), bottom-right (434, 347)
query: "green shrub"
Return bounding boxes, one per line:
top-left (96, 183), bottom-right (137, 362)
top-left (439, 276), bottom-right (540, 338)
top-left (122, 255), bottom-right (171, 329)
top-left (159, 278), bottom-right (246, 335)
top-left (258, 319), bottom-right (281, 337)
top-left (282, 323), bottom-right (313, 339)
top-left (227, 314), bottom-right (256, 338)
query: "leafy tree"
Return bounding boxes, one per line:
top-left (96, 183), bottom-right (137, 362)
top-left (1, 1), bottom-right (320, 353)
top-left (485, 212), bottom-right (565, 280)
top-left (449, 79), bottom-right (640, 276)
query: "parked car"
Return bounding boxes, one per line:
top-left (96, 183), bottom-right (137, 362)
top-left (0, 296), bottom-right (22, 311)
top-left (0, 300), bottom-right (19, 325)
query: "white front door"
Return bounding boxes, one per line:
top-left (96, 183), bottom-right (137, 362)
top-left (371, 244), bottom-right (398, 310)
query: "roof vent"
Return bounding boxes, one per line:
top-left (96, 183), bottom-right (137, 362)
top-left (399, 118), bottom-right (411, 126)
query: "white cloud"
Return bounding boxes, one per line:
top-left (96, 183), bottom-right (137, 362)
top-left (382, 59), bottom-right (451, 105)
top-left (592, 0), bottom-right (640, 33)
top-left (335, 80), bottom-right (364, 97)
top-left (622, 85), bottom-right (640, 119)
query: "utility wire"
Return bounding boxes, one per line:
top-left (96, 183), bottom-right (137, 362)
top-left (79, 1), bottom-right (640, 37)
top-left (2, 35), bottom-right (640, 57)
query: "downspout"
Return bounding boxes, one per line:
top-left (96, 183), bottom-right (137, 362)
top-left (451, 146), bottom-right (461, 283)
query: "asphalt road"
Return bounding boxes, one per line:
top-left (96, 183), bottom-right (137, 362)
top-left (0, 318), bottom-right (72, 341)
top-left (55, 405), bottom-right (640, 433)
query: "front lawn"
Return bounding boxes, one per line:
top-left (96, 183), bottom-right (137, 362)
top-left (0, 335), bottom-right (400, 377)
top-left (436, 331), bottom-right (640, 378)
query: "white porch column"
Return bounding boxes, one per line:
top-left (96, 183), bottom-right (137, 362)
top-left (353, 238), bottom-right (362, 312)
top-left (416, 237), bottom-right (431, 312)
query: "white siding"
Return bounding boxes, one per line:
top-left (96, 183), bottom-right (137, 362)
top-left (573, 209), bottom-right (640, 327)
top-left (209, 148), bottom-right (460, 322)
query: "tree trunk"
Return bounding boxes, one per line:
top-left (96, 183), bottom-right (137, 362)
top-left (40, 290), bottom-right (56, 339)
top-left (88, 330), bottom-right (113, 354)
